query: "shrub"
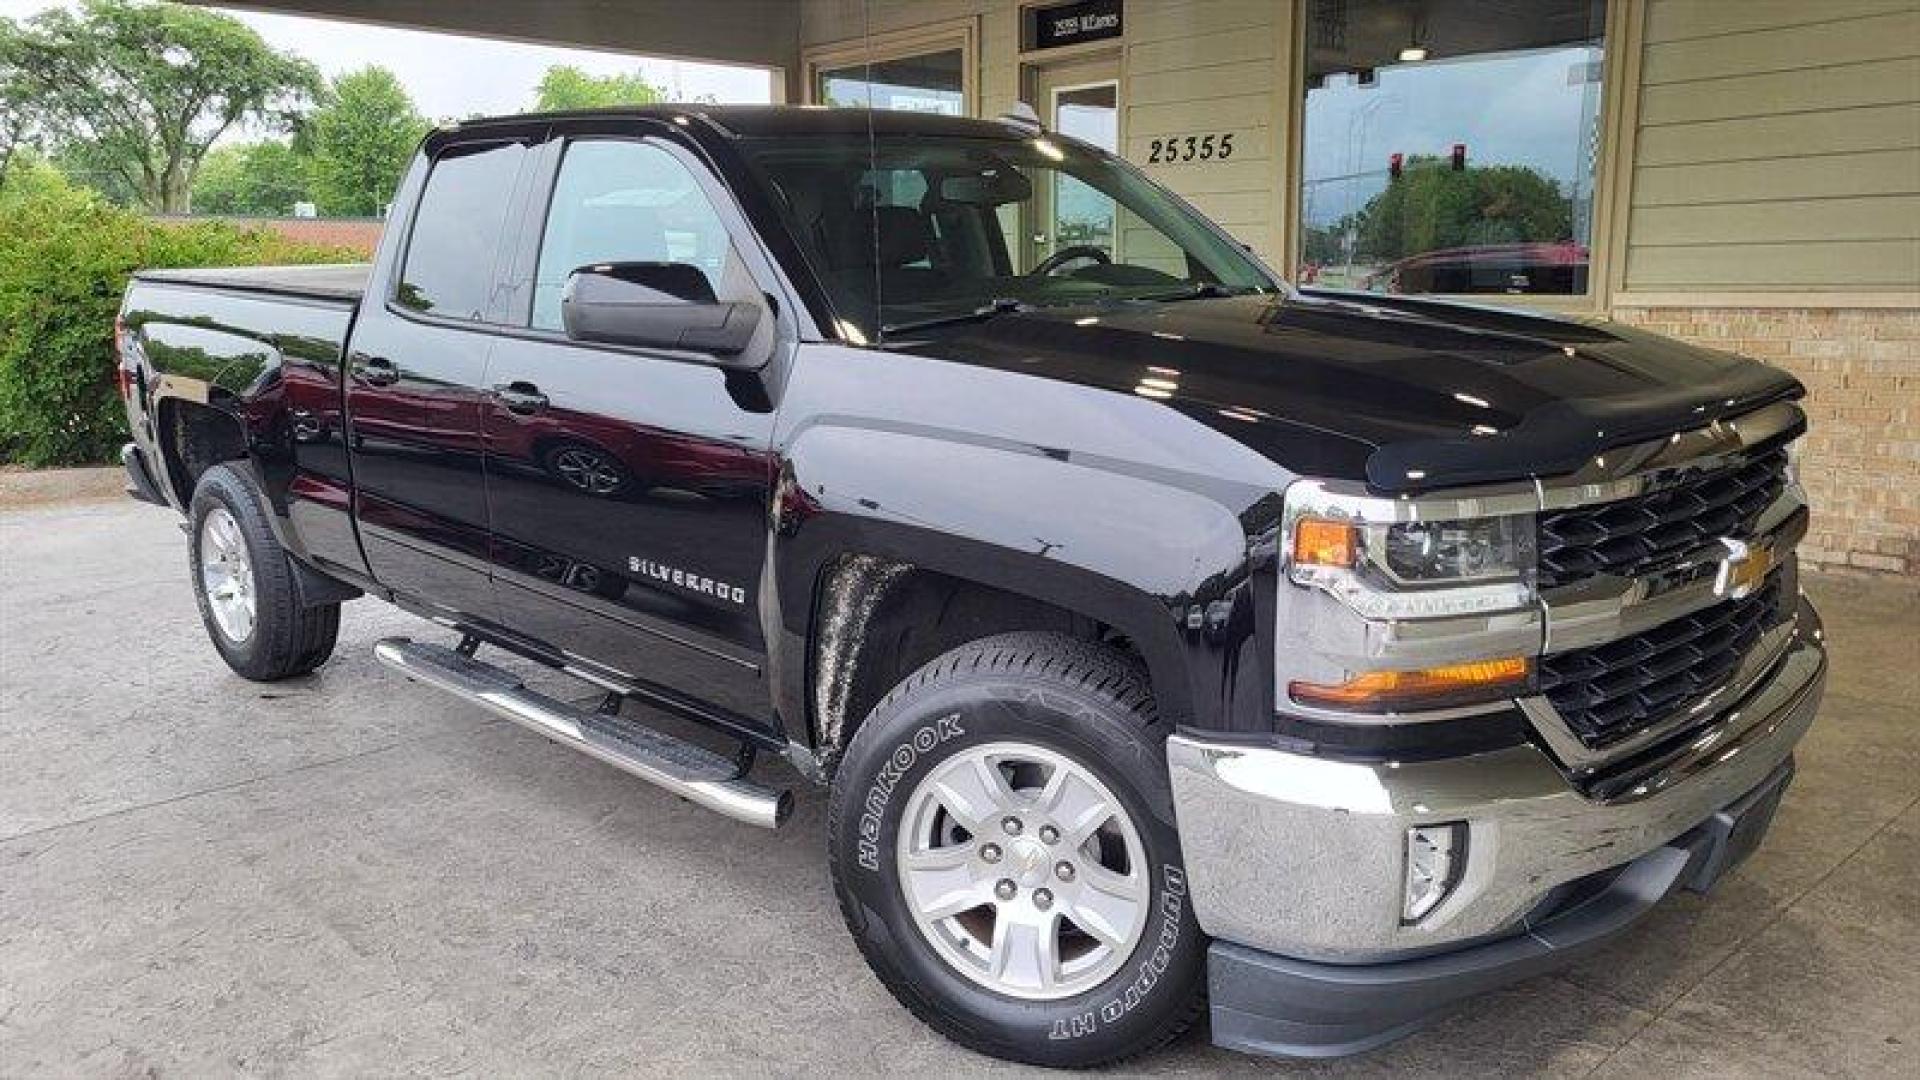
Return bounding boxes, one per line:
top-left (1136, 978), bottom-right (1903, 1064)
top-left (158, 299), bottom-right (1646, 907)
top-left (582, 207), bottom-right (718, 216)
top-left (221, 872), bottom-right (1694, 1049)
top-left (0, 171), bottom-right (357, 466)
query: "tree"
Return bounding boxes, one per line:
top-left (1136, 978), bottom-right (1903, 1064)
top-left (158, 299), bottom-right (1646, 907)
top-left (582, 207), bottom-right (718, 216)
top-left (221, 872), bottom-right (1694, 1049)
top-left (0, 18), bottom-right (36, 191)
top-left (193, 141), bottom-right (310, 216)
top-left (306, 66), bottom-right (429, 217)
top-left (532, 65), bottom-right (666, 111)
top-left (1349, 159), bottom-right (1572, 263)
top-left (6, 0), bottom-right (320, 212)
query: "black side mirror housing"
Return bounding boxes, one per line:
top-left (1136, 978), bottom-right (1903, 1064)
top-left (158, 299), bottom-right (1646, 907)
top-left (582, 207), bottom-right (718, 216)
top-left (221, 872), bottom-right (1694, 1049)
top-left (561, 262), bottom-right (764, 365)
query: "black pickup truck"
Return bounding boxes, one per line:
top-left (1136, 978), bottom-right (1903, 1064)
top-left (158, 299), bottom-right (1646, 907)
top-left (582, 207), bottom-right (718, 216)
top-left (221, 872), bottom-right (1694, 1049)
top-left (117, 106), bottom-right (1826, 1066)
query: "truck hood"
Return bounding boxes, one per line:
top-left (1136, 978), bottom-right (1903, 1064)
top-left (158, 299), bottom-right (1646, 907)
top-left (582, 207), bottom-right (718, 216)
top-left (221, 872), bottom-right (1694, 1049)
top-left (883, 289), bottom-right (1803, 493)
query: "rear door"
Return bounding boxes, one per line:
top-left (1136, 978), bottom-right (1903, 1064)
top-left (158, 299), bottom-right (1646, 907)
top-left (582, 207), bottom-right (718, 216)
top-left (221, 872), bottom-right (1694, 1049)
top-left (480, 120), bottom-right (782, 720)
top-left (346, 137), bottom-right (538, 622)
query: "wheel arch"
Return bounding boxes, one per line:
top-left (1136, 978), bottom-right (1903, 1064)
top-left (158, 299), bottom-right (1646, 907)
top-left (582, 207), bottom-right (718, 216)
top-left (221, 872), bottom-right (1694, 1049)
top-left (775, 514), bottom-right (1255, 773)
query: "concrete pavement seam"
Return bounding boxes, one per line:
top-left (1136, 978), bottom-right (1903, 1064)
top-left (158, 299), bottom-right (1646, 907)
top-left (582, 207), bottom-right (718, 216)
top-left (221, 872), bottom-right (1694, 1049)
top-left (1578, 790), bottom-right (1920, 1076)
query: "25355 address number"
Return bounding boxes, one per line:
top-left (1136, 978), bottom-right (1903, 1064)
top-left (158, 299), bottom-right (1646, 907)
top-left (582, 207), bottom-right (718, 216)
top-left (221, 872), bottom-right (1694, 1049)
top-left (1146, 133), bottom-right (1236, 164)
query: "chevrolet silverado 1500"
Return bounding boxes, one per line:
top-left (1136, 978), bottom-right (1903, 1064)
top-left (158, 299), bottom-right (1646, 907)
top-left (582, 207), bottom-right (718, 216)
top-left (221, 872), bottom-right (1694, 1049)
top-left (116, 106), bottom-right (1825, 1066)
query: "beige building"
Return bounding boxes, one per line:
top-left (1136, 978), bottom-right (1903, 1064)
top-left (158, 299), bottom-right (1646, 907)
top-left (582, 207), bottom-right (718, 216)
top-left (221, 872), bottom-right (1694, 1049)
top-left (218, 0), bottom-right (1920, 578)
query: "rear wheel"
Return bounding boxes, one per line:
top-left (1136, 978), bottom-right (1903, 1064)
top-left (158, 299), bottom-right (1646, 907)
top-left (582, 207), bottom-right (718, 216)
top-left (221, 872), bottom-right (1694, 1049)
top-left (827, 632), bottom-right (1205, 1067)
top-left (188, 464), bottom-right (340, 681)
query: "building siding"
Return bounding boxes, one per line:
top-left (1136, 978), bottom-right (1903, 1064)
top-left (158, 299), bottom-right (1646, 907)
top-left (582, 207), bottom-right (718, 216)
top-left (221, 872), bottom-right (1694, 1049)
top-left (1625, 0), bottom-right (1920, 293)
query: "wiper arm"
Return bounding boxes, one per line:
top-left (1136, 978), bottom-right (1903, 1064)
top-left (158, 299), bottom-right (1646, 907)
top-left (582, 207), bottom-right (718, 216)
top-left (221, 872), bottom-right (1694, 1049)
top-left (1138, 282), bottom-right (1257, 303)
top-left (882, 297), bottom-right (1029, 336)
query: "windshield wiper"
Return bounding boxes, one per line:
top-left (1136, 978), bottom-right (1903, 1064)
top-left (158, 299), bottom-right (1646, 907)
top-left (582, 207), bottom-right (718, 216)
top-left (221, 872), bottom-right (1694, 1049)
top-left (1138, 282), bottom-right (1258, 304)
top-left (882, 297), bottom-right (1030, 337)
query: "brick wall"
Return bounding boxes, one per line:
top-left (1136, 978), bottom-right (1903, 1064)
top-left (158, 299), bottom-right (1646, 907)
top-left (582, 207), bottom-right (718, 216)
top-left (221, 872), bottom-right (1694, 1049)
top-left (1612, 306), bottom-right (1919, 580)
top-left (153, 215), bottom-right (383, 257)
top-left (244, 217), bottom-right (383, 257)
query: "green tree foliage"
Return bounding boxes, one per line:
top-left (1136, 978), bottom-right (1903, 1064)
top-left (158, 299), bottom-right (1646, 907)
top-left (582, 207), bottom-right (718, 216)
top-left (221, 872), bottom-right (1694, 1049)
top-left (307, 66), bottom-right (429, 217)
top-left (0, 147), bottom-right (67, 203)
top-left (1348, 158), bottom-right (1573, 263)
top-left (5, 0), bottom-right (320, 213)
top-left (193, 141), bottom-right (310, 216)
top-left (0, 171), bottom-right (355, 466)
top-left (532, 65), bottom-right (666, 111)
top-left (0, 17), bottom-right (38, 191)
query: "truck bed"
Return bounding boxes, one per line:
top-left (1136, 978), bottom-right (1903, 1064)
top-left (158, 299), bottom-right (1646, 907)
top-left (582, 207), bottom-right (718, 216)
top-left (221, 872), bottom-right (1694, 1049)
top-left (133, 263), bottom-right (370, 304)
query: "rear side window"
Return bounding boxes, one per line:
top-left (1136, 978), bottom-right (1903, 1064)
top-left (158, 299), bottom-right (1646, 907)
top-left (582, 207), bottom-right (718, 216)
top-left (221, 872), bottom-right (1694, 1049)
top-left (396, 142), bottom-right (529, 320)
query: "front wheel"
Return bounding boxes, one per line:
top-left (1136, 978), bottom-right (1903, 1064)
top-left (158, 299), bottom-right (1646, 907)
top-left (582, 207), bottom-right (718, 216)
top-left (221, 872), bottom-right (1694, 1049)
top-left (827, 633), bottom-right (1205, 1068)
top-left (189, 464), bottom-right (340, 681)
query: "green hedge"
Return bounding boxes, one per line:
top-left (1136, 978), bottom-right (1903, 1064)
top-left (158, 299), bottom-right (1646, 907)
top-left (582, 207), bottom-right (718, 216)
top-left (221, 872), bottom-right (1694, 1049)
top-left (0, 172), bottom-right (358, 467)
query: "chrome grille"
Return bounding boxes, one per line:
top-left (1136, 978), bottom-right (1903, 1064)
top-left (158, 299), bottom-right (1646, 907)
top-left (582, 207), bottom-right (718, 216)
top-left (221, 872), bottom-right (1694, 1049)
top-left (1537, 449), bottom-right (1789, 588)
top-left (1538, 579), bottom-right (1785, 750)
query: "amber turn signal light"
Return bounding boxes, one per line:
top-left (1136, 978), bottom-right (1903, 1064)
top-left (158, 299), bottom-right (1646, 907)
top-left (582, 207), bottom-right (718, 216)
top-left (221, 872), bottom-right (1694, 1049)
top-left (1292, 517), bottom-right (1358, 568)
top-left (1291, 656), bottom-right (1532, 710)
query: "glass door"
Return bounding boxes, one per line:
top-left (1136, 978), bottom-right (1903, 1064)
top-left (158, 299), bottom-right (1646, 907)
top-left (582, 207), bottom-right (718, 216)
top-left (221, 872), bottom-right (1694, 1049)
top-left (1027, 55), bottom-right (1120, 270)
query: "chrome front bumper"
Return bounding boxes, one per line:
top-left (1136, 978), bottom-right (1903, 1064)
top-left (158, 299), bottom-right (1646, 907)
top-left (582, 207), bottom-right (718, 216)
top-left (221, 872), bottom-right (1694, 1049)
top-left (1167, 600), bottom-right (1826, 962)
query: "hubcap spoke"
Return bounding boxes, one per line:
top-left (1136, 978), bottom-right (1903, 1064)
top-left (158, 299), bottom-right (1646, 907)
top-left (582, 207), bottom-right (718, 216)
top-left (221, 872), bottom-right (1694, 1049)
top-left (989, 912), bottom-right (1060, 993)
top-left (901, 845), bottom-right (988, 921)
top-left (929, 756), bottom-right (1014, 834)
top-left (1065, 863), bottom-right (1146, 948)
top-left (1040, 765), bottom-right (1113, 848)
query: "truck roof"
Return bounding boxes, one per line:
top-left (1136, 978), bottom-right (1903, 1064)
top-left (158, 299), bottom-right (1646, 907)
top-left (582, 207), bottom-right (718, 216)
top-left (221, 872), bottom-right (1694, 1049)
top-left (453, 104), bottom-right (1031, 142)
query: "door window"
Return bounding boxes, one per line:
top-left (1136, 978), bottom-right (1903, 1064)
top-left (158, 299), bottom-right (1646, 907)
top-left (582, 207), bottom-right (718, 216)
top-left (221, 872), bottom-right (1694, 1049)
top-left (531, 140), bottom-right (740, 332)
top-left (396, 142), bottom-right (529, 320)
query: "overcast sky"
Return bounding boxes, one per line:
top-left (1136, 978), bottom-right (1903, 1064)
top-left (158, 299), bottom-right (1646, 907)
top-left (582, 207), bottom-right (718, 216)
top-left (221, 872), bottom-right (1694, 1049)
top-left (0, 1), bottom-right (773, 126)
top-left (1303, 45), bottom-right (1606, 226)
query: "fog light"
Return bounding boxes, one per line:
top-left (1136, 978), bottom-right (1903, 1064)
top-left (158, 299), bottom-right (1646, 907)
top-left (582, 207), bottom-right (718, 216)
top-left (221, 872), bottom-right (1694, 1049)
top-left (1404, 823), bottom-right (1466, 923)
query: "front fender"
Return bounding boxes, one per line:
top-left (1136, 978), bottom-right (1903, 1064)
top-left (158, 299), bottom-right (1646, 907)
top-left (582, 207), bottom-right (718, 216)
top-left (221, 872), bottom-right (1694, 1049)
top-left (771, 420), bottom-right (1283, 736)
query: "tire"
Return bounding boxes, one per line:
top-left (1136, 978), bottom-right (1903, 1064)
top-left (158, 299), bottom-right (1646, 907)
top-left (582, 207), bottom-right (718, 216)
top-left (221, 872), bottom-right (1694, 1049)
top-left (188, 463), bottom-right (340, 681)
top-left (827, 632), bottom-right (1205, 1068)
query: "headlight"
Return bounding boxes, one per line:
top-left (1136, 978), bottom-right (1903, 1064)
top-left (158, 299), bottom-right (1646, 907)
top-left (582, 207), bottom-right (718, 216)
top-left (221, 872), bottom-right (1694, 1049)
top-left (1379, 517), bottom-right (1532, 583)
top-left (1288, 514), bottom-right (1536, 620)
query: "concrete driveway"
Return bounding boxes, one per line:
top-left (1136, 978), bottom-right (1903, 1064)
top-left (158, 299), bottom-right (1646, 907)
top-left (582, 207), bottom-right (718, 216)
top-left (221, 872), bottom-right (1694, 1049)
top-left (2, 495), bottom-right (1916, 1078)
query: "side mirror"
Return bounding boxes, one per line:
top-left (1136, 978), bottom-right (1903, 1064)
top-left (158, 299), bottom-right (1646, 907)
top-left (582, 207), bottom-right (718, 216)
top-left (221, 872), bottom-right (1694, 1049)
top-left (561, 262), bottom-right (764, 364)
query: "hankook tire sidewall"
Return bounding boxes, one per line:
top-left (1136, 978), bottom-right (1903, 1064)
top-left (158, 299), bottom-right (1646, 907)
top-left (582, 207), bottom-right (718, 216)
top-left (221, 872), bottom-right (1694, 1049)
top-left (832, 675), bottom-right (1203, 1061)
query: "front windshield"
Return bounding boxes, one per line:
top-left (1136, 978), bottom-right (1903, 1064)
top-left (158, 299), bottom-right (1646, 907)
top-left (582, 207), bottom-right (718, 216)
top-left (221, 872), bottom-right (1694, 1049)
top-left (744, 133), bottom-right (1278, 337)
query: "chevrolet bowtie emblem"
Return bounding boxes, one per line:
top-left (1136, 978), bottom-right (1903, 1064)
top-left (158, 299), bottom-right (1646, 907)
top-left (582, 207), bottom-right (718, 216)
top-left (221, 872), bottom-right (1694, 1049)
top-left (1714, 537), bottom-right (1774, 599)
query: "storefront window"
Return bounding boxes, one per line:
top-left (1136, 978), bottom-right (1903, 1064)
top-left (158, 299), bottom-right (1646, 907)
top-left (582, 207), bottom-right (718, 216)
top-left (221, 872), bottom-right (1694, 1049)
top-left (814, 49), bottom-right (965, 115)
top-left (1298, 0), bottom-right (1607, 296)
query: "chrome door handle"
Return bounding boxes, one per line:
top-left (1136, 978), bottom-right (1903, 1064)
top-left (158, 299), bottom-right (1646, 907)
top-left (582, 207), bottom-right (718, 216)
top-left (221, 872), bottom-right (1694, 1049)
top-left (494, 381), bottom-right (548, 414)
top-left (354, 354), bottom-right (399, 386)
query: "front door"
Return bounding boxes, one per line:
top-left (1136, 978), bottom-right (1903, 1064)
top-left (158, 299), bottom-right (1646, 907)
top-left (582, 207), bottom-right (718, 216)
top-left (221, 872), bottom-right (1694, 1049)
top-left (1029, 55), bottom-right (1121, 270)
top-left (480, 126), bottom-right (779, 722)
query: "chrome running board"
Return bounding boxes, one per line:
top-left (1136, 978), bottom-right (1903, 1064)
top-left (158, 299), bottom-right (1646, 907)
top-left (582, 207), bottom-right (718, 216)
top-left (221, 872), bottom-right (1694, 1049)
top-left (374, 637), bottom-right (792, 828)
